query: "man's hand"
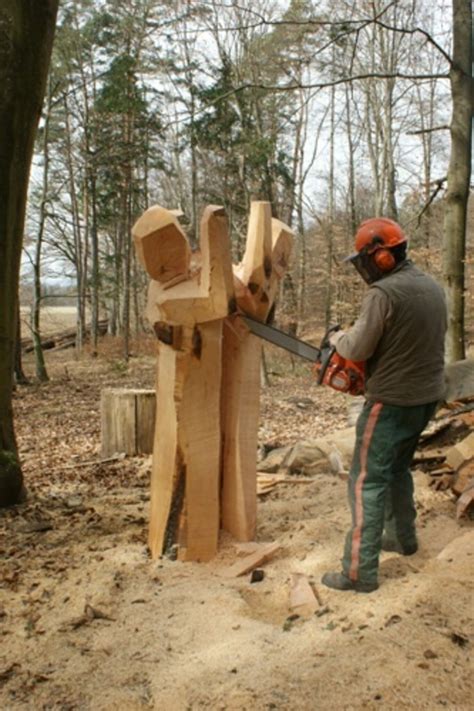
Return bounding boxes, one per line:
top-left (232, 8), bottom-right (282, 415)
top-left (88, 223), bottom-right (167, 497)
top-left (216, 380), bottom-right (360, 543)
top-left (329, 330), bottom-right (345, 349)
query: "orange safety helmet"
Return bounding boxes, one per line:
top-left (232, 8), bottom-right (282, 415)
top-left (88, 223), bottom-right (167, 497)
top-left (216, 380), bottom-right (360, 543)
top-left (345, 217), bottom-right (407, 282)
top-left (354, 217), bottom-right (407, 254)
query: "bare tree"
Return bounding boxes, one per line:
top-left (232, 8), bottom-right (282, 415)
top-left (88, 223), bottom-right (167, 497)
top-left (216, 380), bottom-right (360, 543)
top-left (442, 0), bottom-right (471, 362)
top-left (0, 0), bottom-right (59, 506)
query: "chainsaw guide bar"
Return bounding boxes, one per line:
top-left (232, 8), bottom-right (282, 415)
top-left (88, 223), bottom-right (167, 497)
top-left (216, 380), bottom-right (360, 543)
top-left (241, 316), bottom-right (321, 363)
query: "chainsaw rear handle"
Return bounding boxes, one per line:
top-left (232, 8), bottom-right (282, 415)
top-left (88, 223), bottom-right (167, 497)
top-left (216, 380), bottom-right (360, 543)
top-left (316, 344), bottom-right (336, 385)
top-left (316, 324), bottom-right (341, 385)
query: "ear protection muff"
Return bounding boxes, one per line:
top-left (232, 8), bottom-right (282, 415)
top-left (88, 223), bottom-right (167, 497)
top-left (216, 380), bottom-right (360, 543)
top-left (373, 248), bottom-right (396, 271)
top-left (369, 236), bottom-right (396, 272)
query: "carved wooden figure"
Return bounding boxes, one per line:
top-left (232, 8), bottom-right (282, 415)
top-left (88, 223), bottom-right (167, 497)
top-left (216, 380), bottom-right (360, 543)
top-left (132, 201), bottom-right (293, 560)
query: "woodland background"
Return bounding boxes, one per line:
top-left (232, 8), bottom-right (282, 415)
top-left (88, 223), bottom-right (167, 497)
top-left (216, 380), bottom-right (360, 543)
top-left (18, 0), bottom-right (473, 383)
top-left (0, 4), bottom-right (473, 707)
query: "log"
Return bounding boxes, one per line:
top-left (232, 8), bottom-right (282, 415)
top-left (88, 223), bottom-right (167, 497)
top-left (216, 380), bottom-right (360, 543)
top-left (100, 389), bottom-right (156, 457)
top-left (22, 319), bottom-right (108, 353)
top-left (445, 432), bottom-right (474, 472)
top-left (443, 359), bottom-right (474, 402)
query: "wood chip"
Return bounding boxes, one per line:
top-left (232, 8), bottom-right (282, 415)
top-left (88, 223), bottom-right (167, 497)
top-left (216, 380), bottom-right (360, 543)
top-left (289, 573), bottom-right (318, 617)
top-left (221, 542), bottom-right (280, 577)
top-left (456, 485), bottom-right (474, 520)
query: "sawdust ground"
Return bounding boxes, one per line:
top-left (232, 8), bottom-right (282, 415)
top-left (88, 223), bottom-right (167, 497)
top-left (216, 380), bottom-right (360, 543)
top-left (0, 344), bottom-right (473, 710)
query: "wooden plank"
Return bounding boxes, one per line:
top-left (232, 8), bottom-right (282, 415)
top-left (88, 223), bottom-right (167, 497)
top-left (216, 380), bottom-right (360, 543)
top-left (289, 573), bottom-right (319, 617)
top-left (222, 542), bottom-right (280, 577)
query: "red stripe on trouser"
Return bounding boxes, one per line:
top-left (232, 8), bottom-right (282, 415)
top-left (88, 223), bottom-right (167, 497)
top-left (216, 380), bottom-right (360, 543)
top-left (349, 402), bottom-right (383, 581)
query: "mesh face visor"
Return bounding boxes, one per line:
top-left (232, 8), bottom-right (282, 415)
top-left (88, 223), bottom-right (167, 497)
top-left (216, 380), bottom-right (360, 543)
top-left (345, 251), bottom-right (382, 284)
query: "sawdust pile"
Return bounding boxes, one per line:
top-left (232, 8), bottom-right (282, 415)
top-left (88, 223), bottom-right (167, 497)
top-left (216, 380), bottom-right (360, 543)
top-left (0, 347), bottom-right (472, 710)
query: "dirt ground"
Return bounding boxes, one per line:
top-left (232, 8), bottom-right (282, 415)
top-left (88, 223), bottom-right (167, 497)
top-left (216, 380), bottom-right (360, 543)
top-left (1, 342), bottom-right (473, 710)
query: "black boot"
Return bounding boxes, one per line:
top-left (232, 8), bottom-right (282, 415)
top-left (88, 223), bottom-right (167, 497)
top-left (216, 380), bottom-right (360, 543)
top-left (381, 536), bottom-right (418, 556)
top-left (321, 571), bottom-right (378, 593)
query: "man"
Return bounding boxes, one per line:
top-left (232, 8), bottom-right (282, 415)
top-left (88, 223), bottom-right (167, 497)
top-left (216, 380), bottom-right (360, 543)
top-left (322, 217), bottom-right (447, 593)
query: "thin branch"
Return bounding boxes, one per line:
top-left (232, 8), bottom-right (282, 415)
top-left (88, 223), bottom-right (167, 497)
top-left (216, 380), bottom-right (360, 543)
top-left (414, 177), bottom-right (448, 226)
top-left (407, 124), bottom-right (450, 136)
top-left (373, 20), bottom-right (452, 66)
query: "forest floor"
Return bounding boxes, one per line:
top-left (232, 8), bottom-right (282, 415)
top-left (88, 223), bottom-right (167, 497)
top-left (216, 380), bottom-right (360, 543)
top-left (1, 339), bottom-right (473, 711)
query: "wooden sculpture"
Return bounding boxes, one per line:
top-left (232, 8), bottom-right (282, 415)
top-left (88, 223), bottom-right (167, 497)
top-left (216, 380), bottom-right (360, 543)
top-left (132, 201), bottom-right (293, 561)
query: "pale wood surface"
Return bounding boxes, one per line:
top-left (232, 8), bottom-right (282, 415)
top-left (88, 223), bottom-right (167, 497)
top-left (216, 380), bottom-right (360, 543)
top-left (179, 320), bottom-right (222, 561)
top-left (221, 204), bottom-right (293, 542)
top-left (134, 201), bottom-right (292, 560)
top-left (146, 205), bottom-right (235, 327)
top-left (149, 346), bottom-right (179, 559)
top-left (149, 324), bottom-right (222, 561)
top-left (132, 205), bottom-right (191, 284)
top-left (221, 323), bottom-right (261, 540)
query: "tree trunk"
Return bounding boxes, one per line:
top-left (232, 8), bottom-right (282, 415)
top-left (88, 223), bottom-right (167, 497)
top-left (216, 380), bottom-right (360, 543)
top-left (14, 306), bottom-right (28, 386)
top-left (442, 0), bottom-right (471, 362)
top-left (31, 76), bottom-right (53, 382)
top-left (0, 0), bottom-right (59, 506)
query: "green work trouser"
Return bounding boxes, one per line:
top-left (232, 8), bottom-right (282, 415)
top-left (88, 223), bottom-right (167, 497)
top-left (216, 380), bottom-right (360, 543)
top-left (341, 399), bottom-right (438, 585)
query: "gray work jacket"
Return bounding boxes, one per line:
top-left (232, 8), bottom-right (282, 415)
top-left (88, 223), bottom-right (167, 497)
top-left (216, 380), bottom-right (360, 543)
top-left (335, 261), bottom-right (447, 406)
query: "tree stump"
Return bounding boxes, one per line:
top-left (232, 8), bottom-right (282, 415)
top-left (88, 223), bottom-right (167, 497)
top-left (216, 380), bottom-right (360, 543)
top-left (101, 389), bottom-right (156, 457)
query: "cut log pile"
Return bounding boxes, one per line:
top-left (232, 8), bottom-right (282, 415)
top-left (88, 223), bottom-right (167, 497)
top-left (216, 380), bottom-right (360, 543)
top-left (416, 406), bottom-right (474, 518)
top-left (132, 201), bottom-right (293, 560)
top-left (21, 319), bottom-right (108, 353)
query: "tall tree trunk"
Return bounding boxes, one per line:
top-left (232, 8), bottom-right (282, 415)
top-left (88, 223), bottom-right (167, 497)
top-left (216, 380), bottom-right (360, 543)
top-left (14, 306), bottom-right (28, 386)
top-left (0, 0), bottom-right (59, 506)
top-left (63, 94), bottom-right (86, 352)
top-left (325, 81), bottom-right (336, 329)
top-left (89, 172), bottom-right (100, 354)
top-left (31, 77), bottom-right (53, 382)
top-left (442, 0), bottom-right (471, 362)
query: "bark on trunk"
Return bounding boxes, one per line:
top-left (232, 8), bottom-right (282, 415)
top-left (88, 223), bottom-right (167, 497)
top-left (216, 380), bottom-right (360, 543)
top-left (0, 0), bottom-right (59, 506)
top-left (442, 0), bottom-right (471, 362)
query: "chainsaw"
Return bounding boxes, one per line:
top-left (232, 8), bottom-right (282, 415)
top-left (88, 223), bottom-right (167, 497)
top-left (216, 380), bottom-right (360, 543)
top-left (241, 316), bottom-right (365, 396)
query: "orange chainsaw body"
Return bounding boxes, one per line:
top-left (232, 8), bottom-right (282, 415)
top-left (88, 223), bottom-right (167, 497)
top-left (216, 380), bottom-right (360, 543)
top-left (314, 352), bottom-right (365, 396)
